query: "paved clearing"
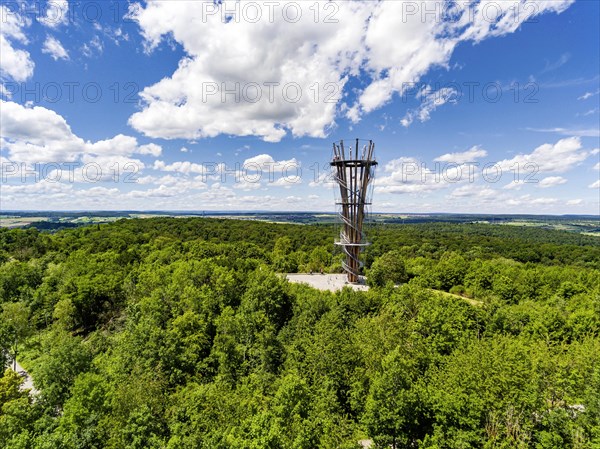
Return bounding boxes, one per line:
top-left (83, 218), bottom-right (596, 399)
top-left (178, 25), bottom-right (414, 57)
top-left (285, 274), bottom-right (370, 292)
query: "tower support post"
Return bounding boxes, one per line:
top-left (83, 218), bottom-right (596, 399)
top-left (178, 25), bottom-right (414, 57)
top-left (331, 139), bottom-right (377, 283)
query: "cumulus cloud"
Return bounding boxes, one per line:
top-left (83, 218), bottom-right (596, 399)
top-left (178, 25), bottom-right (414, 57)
top-left (309, 171), bottom-right (336, 188)
top-left (39, 0), bottom-right (70, 28)
top-left (503, 180), bottom-right (524, 190)
top-left (233, 179), bottom-right (263, 191)
top-left (128, 1), bottom-right (369, 142)
top-left (0, 101), bottom-right (160, 180)
top-left (375, 153), bottom-right (485, 195)
top-left (590, 180), bottom-right (600, 189)
top-left (435, 145), bottom-right (488, 164)
top-left (505, 194), bottom-right (558, 206)
top-left (0, 6), bottom-right (34, 82)
top-left (271, 175), bottom-right (302, 188)
top-left (42, 36), bottom-right (69, 60)
top-left (1, 100), bottom-right (85, 162)
top-left (127, 0), bottom-right (574, 142)
top-left (376, 156), bottom-right (451, 194)
top-left (450, 184), bottom-right (496, 199)
top-left (492, 137), bottom-right (591, 174)
top-left (243, 154), bottom-right (299, 171)
top-left (538, 176), bottom-right (567, 188)
top-left (152, 160), bottom-right (213, 175)
top-left (566, 199), bottom-right (583, 206)
top-left (138, 143), bottom-right (162, 157)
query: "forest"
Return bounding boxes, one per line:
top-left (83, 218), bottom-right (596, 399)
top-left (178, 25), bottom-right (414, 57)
top-left (0, 217), bottom-right (599, 448)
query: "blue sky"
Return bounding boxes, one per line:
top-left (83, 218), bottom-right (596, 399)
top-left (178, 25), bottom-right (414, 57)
top-left (1, 0), bottom-right (599, 213)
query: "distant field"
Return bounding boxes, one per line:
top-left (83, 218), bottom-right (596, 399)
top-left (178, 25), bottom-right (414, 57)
top-left (0, 212), bottom-right (598, 237)
top-left (500, 219), bottom-right (600, 235)
top-left (0, 216), bottom-right (49, 228)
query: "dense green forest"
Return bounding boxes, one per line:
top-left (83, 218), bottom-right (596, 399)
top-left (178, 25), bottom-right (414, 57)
top-left (0, 218), bottom-right (599, 448)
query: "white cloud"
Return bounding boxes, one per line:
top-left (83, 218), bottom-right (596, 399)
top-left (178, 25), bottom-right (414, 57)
top-left (0, 6), bottom-right (34, 82)
top-left (526, 127), bottom-right (600, 138)
top-left (152, 159), bottom-right (211, 175)
top-left (0, 6), bottom-right (29, 42)
top-left (128, 0), bottom-right (574, 142)
top-left (128, 184), bottom-right (183, 199)
top-left (309, 171), bottom-right (336, 188)
top-left (492, 137), bottom-right (590, 174)
top-left (503, 181), bottom-right (524, 190)
top-left (137, 174), bottom-right (180, 186)
top-left (401, 86), bottom-right (458, 127)
top-left (375, 156), bottom-right (455, 194)
top-left (128, 1), bottom-right (369, 142)
top-left (530, 197), bottom-right (558, 205)
top-left (353, 0), bottom-right (573, 118)
top-left (0, 101), bottom-right (158, 180)
top-left (243, 154), bottom-right (277, 167)
top-left (128, 176), bottom-right (208, 198)
top-left (578, 89), bottom-right (599, 100)
top-left (566, 199), bottom-right (583, 206)
top-left (42, 35), bottom-right (69, 60)
top-left (39, 1), bottom-right (69, 28)
top-left (435, 145), bottom-right (487, 164)
top-left (0, 38), bottom-right (33, 82)
top-left (450, 184), bottom-right (496, 199)
top-left (233, 179), bottom-right (263, 191)
top-left (375, 139), bottom-right (584, 203)
top-left (541, 53), bottom-right (570, 73)
top-left (0, 84), bottom-right (11, 98)
top-left (243, 154), bottom-right (300, 172)
top-left (589, 180), bottom-right (600, 189)
top-left (594, 162), bottom-right (600, 170)
top-left (271, 175), bottom-right (302, 188)
top-left (505, 194), bottom-right (558, 207)
top-left (82, 35), bottom-right (104, 57)
top-left (1, 100), bottom-right (84, 162)
top-left (538, 176), bottom-right (567, 188)
top-left (138, 143), bottom-right (162, 157)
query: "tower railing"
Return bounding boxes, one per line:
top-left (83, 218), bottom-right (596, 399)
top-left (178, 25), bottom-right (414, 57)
top-left (331, 139), bottom-right (377, 283)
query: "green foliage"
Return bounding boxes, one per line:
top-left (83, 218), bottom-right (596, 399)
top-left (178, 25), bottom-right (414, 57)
top-left (1, 302), bottom-right (31, 368)
top-left (0, 217), bottom-right (598, 448)
top-left (29, 329), bottom-right (93, 409)
top-left (367, 251), bottom-right (409, 287)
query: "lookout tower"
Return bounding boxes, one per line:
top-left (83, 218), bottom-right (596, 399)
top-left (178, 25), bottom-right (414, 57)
top-left (331, 139), bottom-right (377, 283)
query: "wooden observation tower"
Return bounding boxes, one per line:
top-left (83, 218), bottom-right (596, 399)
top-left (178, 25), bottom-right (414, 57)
top-left (331, 139), bottom-right (377, 283)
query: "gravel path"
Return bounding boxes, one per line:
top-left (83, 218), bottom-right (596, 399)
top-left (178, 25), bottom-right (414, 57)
top-left (9, 359), bottom-right (39, 396)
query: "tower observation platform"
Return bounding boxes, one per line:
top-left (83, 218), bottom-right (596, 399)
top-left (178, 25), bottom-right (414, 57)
top-left (330, 139), bottom-right (377, 283)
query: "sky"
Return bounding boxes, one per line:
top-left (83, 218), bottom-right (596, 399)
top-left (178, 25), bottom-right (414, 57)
top-left (0, 0), bottom-right (599, 214)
